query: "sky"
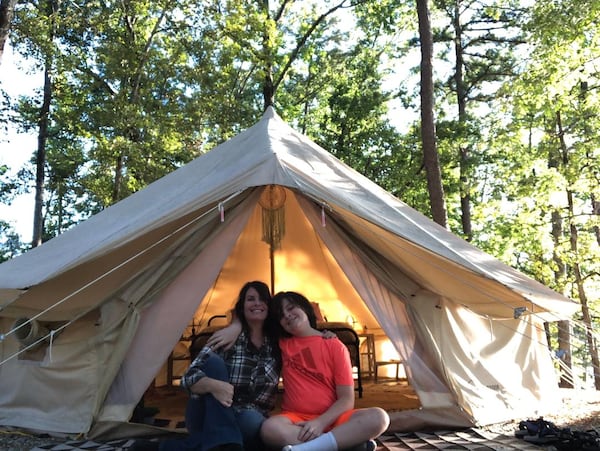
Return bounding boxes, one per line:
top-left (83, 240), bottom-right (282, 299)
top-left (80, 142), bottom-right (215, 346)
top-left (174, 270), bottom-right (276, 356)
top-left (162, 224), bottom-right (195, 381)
top-left (0, 41), bottom-right (40, 241)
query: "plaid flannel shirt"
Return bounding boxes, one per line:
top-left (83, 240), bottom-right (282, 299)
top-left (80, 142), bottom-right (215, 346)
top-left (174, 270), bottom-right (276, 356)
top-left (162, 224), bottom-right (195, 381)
top-left (181, 330), bottom-right (280, 415)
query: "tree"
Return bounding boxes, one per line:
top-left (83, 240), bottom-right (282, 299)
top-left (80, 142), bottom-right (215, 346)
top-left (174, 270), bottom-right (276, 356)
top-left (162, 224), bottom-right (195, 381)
top-left (0, 164), bottom-right (26, 259)
top-left (307, 41), bottom-right (405, 186)
top-left (31, 0), bottom-right (60, 247)
top-left (0, 220), bottom-right (23, 261)
top-left (0, 0), bottom-right (17, 64)
top-left (483, 0), bottom-right (600, 389)
top-left (8, 0), bottom-right (396, 241)
top-left (10, 0), bottom-right (217, 228)
top-left (417, 0), bottom-right (447, 227)
top-left (433, 0), bottom-right (525, 240)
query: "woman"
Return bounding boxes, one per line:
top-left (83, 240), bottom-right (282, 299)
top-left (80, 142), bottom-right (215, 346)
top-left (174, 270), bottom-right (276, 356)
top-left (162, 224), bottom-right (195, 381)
top-left (131, 281), bottom-right (280, 451)
top-left (260, 291), bottom-right (389, 451)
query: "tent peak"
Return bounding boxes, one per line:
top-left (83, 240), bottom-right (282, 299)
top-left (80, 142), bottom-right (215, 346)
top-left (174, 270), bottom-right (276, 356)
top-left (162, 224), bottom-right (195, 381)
top-left (262, 105), bottom-right (279, 120)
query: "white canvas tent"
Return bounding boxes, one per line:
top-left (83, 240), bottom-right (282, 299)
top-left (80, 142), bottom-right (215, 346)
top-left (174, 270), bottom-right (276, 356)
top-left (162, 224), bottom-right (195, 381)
top-left (0, 107), bottom-right (578, 438)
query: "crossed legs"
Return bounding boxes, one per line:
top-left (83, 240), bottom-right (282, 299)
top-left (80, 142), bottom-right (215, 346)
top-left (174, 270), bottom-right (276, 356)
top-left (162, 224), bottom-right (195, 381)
top-left (260, 407), bottom-right (389, 451)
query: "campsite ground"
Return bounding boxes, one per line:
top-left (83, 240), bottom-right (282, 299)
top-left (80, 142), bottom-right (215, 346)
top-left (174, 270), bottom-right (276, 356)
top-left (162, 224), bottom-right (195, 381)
top-left (481, 386), bottom-right (600, 435)
top-left (1, 382), bottom-right (599, 450)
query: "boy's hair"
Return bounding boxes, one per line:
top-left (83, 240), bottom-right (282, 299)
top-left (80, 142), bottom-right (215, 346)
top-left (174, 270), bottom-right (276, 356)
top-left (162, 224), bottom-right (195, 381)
top-left (272, 291), bottom-right (317, 336)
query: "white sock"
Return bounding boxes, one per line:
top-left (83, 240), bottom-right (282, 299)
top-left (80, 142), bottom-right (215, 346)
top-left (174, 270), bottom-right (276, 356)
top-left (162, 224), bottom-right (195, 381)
top-left (284, 431), bottom-right (338, 451)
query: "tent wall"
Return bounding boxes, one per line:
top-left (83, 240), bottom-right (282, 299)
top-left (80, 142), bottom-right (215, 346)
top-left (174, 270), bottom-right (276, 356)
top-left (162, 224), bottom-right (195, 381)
top-left (0, 305), bottom-right (131, 434)
top-left (97, 195), bottom-right (258, 424)
top-left (0, 108), bottom-right (577, 437)
top-left (407, 291), bottom-right (560, 425)
top-left (0, 193), bottom-right (258, 433)
top-left (300, 198), bottom-right (455, 400)
top-left (193, 191), bottom-right (377, 328)
top-left (302, 193), bottom-right (560, 425)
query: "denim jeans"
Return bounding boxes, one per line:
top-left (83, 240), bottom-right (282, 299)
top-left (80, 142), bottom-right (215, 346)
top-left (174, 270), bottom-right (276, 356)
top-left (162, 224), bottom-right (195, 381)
top-left (159, 351), bottom-right (267, 451)
top-left (234, 406), bottom-right (267, 450)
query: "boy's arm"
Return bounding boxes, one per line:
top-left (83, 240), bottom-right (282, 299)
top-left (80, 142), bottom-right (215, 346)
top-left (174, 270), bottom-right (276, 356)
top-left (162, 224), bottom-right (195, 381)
top-left (297, 385), bottom-right (354, 441)
top-left (207, 316), bottom-right (242, 350)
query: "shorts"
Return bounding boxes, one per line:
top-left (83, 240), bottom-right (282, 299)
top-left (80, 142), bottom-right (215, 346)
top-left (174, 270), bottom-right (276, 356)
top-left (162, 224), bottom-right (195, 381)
top-left (275, 409), bottom-right (356, 431)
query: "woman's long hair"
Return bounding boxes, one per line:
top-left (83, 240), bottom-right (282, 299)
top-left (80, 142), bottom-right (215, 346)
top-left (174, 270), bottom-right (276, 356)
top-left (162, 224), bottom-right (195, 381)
top-left (233, 280), bottom-right (280, 343)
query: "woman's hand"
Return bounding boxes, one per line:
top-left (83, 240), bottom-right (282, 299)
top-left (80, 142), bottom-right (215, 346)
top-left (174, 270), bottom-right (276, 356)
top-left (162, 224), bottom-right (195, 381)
top-left (210, 379), bottom-right (235, 407)
top-left (207, 322), bottom-right (242, 350)
top-left (192, 377), bottom-right (235, 407)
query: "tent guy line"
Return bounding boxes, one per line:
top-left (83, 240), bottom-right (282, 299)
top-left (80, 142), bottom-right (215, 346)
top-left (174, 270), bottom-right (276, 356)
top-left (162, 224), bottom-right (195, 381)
top-left (323, 197), bottom-right (598, 350)
top-left (0, 183), bottom-right (578, 368)
top-left (0, 189), bottom-right (246, 365)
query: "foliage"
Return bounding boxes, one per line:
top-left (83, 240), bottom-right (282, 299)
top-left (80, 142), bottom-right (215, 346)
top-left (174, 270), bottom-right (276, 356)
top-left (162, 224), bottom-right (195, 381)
top-left (0, 1), bottom-right (598, 343)
top-left (0, 107), bottom-right (27, 251)
top-left (0, 220), bottom-right (26, 261)
top-left (465, 0), bottom-right (600, 385)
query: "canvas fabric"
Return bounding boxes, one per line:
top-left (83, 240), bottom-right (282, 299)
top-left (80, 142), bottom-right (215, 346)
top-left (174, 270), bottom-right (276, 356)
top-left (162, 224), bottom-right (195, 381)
top-left (0, 107), bottom-right (577, 436)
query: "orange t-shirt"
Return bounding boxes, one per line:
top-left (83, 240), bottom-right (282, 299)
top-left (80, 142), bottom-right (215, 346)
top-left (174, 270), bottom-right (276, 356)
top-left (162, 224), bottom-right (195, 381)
top-left (280, 335), bottom-right (354, 415)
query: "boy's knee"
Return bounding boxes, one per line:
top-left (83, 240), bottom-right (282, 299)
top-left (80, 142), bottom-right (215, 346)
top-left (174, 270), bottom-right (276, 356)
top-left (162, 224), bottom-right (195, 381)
top-left (353, 408), bottom-right (389, 435)
top-left (369, 407), bottom-right (390, 434)
top-left (260, 417), bottom-right (285, 445)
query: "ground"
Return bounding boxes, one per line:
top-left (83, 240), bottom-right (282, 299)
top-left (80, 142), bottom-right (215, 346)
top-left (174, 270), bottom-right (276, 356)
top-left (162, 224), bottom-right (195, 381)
top-left (1, 384), bottom-right (599, 450)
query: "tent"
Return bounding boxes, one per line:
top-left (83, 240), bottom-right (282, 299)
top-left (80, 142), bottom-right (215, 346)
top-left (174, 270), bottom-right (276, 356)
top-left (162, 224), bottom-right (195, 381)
top-left (0, 107), bottom-right (578, 437)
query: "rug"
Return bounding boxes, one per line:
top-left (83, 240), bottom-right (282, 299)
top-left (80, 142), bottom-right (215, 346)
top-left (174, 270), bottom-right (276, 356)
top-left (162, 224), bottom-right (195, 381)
top-left (32, 438), bottom-right (137, 450)
top-left (32, 429), bottom-right (545, 451)
top-left (378, 429), bottom-right (545, 450)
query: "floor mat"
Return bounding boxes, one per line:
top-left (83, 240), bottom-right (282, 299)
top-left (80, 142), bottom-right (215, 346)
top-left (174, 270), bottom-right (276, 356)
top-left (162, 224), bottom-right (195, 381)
top-left (31, 438), bottom-right (137, 451)
top-left (378, 429), bottom-right (545, 450)
top-left (31, 429), bottom-right (543, 451)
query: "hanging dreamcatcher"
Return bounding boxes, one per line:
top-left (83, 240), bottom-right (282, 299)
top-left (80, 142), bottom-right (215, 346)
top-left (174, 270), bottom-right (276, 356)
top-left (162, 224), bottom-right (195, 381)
top-left (259, 185), bottom-right (286, 250)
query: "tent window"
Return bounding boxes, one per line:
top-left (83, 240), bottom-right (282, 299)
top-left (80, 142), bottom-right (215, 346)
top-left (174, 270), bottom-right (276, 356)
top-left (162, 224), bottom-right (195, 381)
top-left (12, 319), bottom-right (66, 363)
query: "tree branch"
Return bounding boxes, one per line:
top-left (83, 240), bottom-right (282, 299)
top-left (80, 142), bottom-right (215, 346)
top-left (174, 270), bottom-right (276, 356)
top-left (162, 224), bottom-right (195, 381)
top-left (273, 0), bottom-right (356, 92)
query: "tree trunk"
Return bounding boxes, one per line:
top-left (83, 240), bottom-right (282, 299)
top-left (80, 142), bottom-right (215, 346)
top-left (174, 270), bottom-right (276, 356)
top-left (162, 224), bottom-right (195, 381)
top-left (32, 0), bottom-right (58, 246)
top-left (0, 0), bottom-right (17, 65)
top-left (592, 193), bottom-right (600, 246)
top-left (112, 151), bottom-right (125, 202)
top-left (417, 0), bottom-right (447, 227)
top-left (260, 0), bottom-right (274, 111)
top-left (550, 207), bottom-right (572, 388)
top-left (569, 203), bottom-right (600, 389)
top-left (547, 113), bottom-right (571, 386)
top-left (556, 110), bottom-right (600, 389)
top-left (32, 66), bottom-right (52, 247)
top-left (452, 0), bottom-right (472, 240)
top-left (557, 320), bottom-right (573, 388)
